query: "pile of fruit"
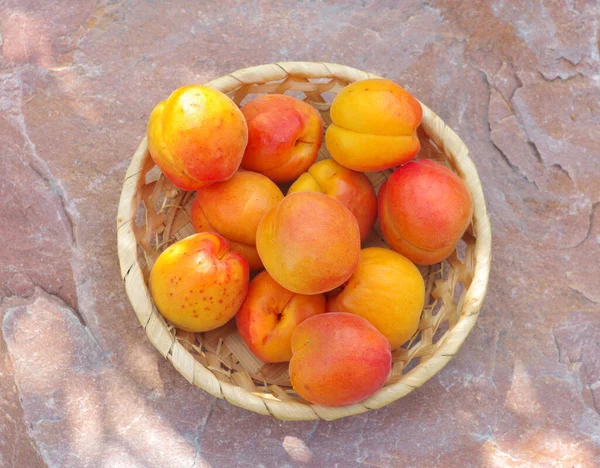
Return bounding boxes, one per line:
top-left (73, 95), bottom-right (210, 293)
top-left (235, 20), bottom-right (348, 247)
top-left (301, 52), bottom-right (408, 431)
top-left (146, 79), bottom-right (473, 407)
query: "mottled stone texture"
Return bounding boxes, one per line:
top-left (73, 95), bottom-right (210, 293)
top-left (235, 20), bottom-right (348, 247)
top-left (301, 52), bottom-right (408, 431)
top-left (0, 1), bottom-right (599, 466)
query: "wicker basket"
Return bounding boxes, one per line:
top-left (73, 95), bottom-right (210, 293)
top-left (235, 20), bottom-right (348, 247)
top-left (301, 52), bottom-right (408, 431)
top-left (117, 62), bottom-right (491, 421)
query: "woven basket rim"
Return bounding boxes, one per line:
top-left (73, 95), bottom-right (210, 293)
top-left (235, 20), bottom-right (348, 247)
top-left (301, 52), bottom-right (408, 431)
top-left (117, 61), bottom-right (492, 420)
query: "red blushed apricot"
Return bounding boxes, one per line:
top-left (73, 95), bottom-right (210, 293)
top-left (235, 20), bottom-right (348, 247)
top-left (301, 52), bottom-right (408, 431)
top-left (290, 313), bottom-right (392, 407)
top-left (256, 192), bottom-right (361, 295)
top-left (149, 233), bottom-right (249, 332)
top-left (378, 159), bottom-right (473, 265)
top-left (236, 271), bottom-right (326, 363)
top-left (288, 159), bottom-right (377, 241)
top-left (241, 94), bottom-right (323, 183)
top-left (147, 85), bottom-right (248, 190)
top-left (190, 171), bottom-right (283, 270)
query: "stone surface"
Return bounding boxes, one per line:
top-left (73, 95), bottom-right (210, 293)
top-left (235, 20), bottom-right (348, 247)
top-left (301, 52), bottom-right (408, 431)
top-left (1, 0), bottom-right (599, 466)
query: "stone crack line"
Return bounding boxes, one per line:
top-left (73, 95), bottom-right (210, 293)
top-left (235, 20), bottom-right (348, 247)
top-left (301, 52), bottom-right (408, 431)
top-left (191, 398), bottom-right (217, 467)
top-left (569, 202), bottom-right (599, 250)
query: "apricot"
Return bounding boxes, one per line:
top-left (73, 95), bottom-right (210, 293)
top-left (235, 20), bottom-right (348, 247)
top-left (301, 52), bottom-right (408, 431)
top-left (327, 248), bottom-right (424, 349)
top-left (236, 271), bottom-right (326, 363)
top-left (190, 171), bottom-right (283, 270)
top-left (240, 94), bottom-right (323, 183)
top-left (147, 85), bottom-right (248, 190)
top-left (326, 78), bottom-right (422, 171)
top-left (149, 233), bottom-right (249, 332)
top-left (256, 192), bottom-right (360, 295)
top-left (378, 159), bottom-right (473, 265)
top-left (288, 160), bottom-right (377, 241)
top-left (290, 313), bottom-right (391, 406)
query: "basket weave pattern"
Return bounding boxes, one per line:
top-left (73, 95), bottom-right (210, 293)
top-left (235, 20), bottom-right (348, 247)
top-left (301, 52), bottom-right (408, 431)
top-left (117, 62), bottom-right (491, 420)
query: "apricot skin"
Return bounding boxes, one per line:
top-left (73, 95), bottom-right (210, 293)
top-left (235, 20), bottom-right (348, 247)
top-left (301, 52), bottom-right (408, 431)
top-left (149, 233), bottom-right (249, 332)
top-left (327, 248), bottom-right (425, 349)
top-left (378, 159), bottom-right (473, 265)
top-left (325, 79), bottom-right (422, 172)
top-left (255, 192), bottom-right (361, 295)
top-left (240, 94), bottom-right (323, 183)
top-left (288, 160), bottom-right (377, 241)
top-left (236, 271), bottom-right (326, 363)
top-left (290, 313), bottom-right (392, 407)
top-left (190, 171), bottom-right (283, 270)
top-left (147, 85), bottom-right (248, 190)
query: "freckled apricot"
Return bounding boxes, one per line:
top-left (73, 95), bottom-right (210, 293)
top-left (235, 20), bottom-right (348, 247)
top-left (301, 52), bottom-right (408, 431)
top-left (149, 233), bottom-right (249, 332)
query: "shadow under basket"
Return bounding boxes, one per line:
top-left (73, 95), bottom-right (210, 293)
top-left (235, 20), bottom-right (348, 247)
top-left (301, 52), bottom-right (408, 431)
top-left (117, 62), bottom-right (492, 421)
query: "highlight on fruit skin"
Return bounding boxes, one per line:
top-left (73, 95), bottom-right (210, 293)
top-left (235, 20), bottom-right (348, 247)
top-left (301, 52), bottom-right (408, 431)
top-left (327, 247), bottom-right (425, 350)
top-left (149, 232), bottom-right (249, 333)
top-left (147, 85), bottom-right (248, 190)
top-left (255, 191), bottom-right (361, 295)
top-left (190, 170), bottom-right (283, 270)
top-left (378, 159), bottom-right (473, 265)
top-left (240, 94), bottom-right (323, 183)
top-left (236, 271), bottom-right (326, 363)
top-left (325, 78), bottom-right (422, 172)
top-left (288, 159), bottom-right (377, 241)
top-left (289, 312), bottom-right (392, 407)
